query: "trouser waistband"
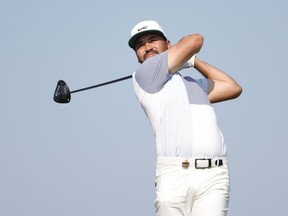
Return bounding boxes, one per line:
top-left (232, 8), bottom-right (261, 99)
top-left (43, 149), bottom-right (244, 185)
top-left (157, 156), bottom-right (227, 169)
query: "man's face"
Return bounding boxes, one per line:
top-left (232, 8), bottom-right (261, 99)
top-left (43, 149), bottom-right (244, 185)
top-left (134, 33), bottom-right (171, 63)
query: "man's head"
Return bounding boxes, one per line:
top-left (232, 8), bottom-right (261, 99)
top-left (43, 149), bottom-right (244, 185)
top-left (128, 20), bottom-right (171, 63)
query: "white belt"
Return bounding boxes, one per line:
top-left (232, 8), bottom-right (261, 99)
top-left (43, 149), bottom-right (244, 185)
top-left (157, 156), bottom-right (227, 169)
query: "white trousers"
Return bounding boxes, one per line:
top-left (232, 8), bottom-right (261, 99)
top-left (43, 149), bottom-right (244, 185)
top-left (154, 156), bottom-right (230, 216)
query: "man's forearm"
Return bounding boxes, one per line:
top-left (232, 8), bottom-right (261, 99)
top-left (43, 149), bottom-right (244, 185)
top-left (194, 57), bottom-right (232, 81)
top-left (194, 57), bottom-right (242, 103)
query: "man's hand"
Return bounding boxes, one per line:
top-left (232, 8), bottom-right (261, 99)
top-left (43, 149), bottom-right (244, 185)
top-left (182, 55), bottom-right (196, 69)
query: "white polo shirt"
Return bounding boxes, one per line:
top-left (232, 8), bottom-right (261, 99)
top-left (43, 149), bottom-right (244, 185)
top-left (132, 51), bottom-right (226, 158)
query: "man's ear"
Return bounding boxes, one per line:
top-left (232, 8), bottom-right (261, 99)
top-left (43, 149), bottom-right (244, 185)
top-left (166, 40), bottom-right (172, 48)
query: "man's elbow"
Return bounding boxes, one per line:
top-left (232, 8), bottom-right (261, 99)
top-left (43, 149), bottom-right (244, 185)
top-left (185, 34), bottom-right (204, 54)
top-left (192, 34), bottom-right (204, 53)
top-left (231, 83), bottom-right (243, 99)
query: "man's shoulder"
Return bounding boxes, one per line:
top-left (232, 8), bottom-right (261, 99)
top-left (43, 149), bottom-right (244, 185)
top-left (135, 51), bottom-right (170, 94)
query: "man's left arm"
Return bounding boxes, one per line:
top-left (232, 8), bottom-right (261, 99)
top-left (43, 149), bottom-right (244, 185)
top-left (194, 57), bottom-right (242, 103)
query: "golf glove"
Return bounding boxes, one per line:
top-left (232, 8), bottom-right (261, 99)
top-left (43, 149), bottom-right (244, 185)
top-left (182, 55), bottom-right (196, 69)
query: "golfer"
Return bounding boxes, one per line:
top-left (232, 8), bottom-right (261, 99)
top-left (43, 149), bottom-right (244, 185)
top-left (128, 20), bottom-right (242, 216)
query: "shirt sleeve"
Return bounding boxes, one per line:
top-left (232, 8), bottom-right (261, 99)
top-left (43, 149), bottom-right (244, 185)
top-left (135, 51), bottom-right (171, 94)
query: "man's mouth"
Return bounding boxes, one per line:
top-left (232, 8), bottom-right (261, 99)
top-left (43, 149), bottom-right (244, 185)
top-left (144, 51), bottom-right (158, 59)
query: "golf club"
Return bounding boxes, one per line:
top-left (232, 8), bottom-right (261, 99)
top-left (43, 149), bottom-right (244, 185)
top-left (53, 75), bottom-right (132, 104)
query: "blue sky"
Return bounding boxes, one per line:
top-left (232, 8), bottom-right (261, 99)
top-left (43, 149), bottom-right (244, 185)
top-left (1, 1), bottom-right (287, 215)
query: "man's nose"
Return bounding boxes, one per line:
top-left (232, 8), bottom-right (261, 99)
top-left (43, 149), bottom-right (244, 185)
top-left (145, 42), bottom-right (153, 50)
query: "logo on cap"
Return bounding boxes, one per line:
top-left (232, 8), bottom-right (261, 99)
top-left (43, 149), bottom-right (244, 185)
top-left (138, 25), bottom-right (148, 32)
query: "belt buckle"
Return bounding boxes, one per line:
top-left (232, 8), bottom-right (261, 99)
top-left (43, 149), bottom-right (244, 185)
top-left (182, 160), bottom-right (190, 169)
top-left (195, 158), bottom-right (211, 169)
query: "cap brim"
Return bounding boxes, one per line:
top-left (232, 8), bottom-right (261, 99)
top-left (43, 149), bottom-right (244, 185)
top-left (128, 30), bottom-right (166, 49)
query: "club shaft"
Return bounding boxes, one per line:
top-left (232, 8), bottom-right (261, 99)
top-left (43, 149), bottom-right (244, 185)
top-left (70, 75), bottom-right (132, 94)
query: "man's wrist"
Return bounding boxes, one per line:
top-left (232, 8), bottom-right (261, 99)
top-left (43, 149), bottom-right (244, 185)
top-left (182, 55), bottom-right (196, 69)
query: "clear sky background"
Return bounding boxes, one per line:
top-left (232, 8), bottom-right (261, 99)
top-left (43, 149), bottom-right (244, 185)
top-left (1, 0), bottom-right (287, 216)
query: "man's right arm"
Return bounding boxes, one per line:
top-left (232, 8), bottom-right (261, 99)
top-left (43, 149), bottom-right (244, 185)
top-left (167, 34), bottom-right (204, 74)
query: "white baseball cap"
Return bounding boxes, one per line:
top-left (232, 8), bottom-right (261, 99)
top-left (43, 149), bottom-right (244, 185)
top-left (128, 20), bottom-right (167, 49)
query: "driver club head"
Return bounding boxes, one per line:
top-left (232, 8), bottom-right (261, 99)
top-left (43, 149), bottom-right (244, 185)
top-left (53, 80), bottom-right (71, 103)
